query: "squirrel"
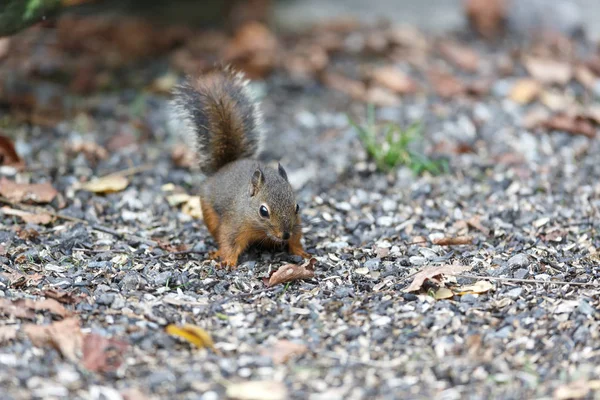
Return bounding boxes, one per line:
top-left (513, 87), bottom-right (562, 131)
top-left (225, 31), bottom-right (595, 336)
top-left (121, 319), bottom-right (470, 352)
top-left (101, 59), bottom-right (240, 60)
top-left (171, 66), bottom-right (310, 268)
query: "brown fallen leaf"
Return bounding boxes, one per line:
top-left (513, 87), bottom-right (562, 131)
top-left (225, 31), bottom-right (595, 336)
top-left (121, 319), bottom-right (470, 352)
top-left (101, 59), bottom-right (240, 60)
top-left (67, 141), bottom-right (108, 164)
top-left (540, 114), bottom-right (596, 138)
top-left (268, 258), bottom-right (316, 287)
top-left (0, 325), bottom-right (18, 344)
top-left (283, 44), bottom-right (328, 81)
top-left (0, 178), bottom-right (58, 204)
top-left (80, 175), bottom-right (129, 194)
top-left (363, 86), bottom-right (400, 106)
top-left (260, 339), bottom-right (308, 364)
top-left (166, 324), bottom-right (221, 355)
top-left (20, 298), bottom-right (71, 318)
top-left (454, 280), bottom-right (494, 295)
top-left (24, 317), bottom-right (83, 362)
top-left (404, 264), bottom-right (473, 292)
top-left (171, 144), bottom-right (196, 169)
top-left (226, 381), bottom-right (288, 400)
top-left (0, 298), bottom-right (70, 319)
top-left (1, 206), bottom-right (55, 225)
top-left (464, 0), bottom-right (507, 39)
top-left (509, 79), bottom-right (541, 104)
top-left (320, 71), bottom-right (366, 99)
top-left (524, 57), bottom-right (572, 85)
top-left (43, 289), bottom-right (84, 305)
top-left (428, 70), bottom-right (465, 98)
top-left (0, 298), bottom-right (35, 319)
top-left (466, 215), bottom-right (490, 236)
top-left (0, 135), bottom-right (24, 169)
top-left (223, 21), bottom-right (278, 79)
top-left (438, 41), bottom-right (479, 73)
top-left (0, 271), bottom-right (44, 288)
top-left (82, 333), bottom-right (128, 373)
top-left (433, 236), bottom-right (474, 246)
top-left (369, 66), bottom-right (419, 94)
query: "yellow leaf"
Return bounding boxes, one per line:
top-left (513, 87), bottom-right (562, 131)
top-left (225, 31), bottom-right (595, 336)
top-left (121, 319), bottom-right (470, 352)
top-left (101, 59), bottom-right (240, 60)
top-left (165, 324), bottom-right (220, 354)
top-left (182, 196), bottom-right (203, 219)
top-left (434, 287), bottom-right (454, 300)
top-left (509, 79), bottom-right (540, 104)
top-left (455, 280), bottom-right (494, 295)
top-left (166, 193), bottom-right (191, 207)
top-left (81, 175), bottom-right (128, 194)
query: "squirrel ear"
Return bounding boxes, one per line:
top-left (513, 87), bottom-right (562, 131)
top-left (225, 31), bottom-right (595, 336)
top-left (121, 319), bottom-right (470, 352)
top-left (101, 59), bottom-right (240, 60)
top-left (250, 168), bottom-right (264, 196)
top-left (277, 163), bottom-right (288, 182)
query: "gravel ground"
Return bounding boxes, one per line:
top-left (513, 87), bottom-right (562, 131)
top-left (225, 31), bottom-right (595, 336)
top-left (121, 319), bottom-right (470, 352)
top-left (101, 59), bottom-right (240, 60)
top-left (1, 8), bottom-right (600, 400)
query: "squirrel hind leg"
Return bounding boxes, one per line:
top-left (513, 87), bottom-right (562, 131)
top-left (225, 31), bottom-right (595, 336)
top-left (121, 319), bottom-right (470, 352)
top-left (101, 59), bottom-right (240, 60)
top-left (200, 199), bottom-right (220, 239)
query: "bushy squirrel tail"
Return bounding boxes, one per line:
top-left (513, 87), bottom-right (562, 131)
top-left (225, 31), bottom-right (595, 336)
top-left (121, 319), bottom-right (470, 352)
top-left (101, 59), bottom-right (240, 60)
top-left (171, 66), bottom-right (264, 175)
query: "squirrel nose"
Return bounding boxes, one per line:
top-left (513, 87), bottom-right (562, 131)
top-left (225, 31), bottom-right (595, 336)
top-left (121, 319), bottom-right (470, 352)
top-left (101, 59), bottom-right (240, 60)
top-left (282, 232), bottom-right (291, 241)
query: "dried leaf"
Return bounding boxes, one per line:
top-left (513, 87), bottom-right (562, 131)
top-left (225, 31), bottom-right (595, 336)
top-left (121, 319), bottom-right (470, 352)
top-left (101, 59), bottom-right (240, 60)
top-left (0, 178), bottom-right (58, 204)
top-left (0, 298), bottom-right (35, 319)
top-left (81, 175), bottom-right (129, 194)
top-left (433, 236), bottom-right (474, 246)
top-left (43, 289), bottom-right (83, 305)
top-left (268, 258), bottom-right (316, 287)
top-left (166, 324), bottom-right (220, 354)
top-left (226, 381), bottom-right (288, 400)
top-left (223, 21), bottom-right (278, 79)
top-left (22, 298), bottom-right (71, 318)
top-left (0, 325), bottom-right (18, 344)
top-left (1, 206), bottom-right (55, 225)
top-left (260, 340), bottom-right (308, 364)
top-left (554, 379), bottom-right (600, 400)
top-left (67, 141), bottom-right (108, 163)
top-left (284, 44), bottom-right (328, 80)
top-left (82, 333), bottom-right (128, 373)
top-left (363, 86), bottom-right (400, 106)
top-left (23, 317), bottom-right (83, 362)
top-left (405, 264), bottom-right (473, 292)
top-left (540, 114), bottom-right (596, 138)
top-left (224, 21), bottom-right (278, 60)
top-left (466, 215), bottom-right (490, 236)
top-left (370, 66), bottom-right (418, 94)
top-left (171, 144), bottom-right (196, 169)
top-left (428, 70), bottom-right (465, 98)
top-left (524, 57), bottom-right (572, 85)
top-left (0, 271), bottom-right (44, 288)
top-left (0, 298), bottom-right (69, 319)
top-left (464, 0), bottom-right (507, 39)
top-left (0, 135), bottom-right (24, 169)
top-left (434, 287), bottom-right (455, 300)
top-left (438, 41), bottom-right (479, 72)
top-left (320, 71), bottom-right (366, 99)
top-left (181, 196), bottom-right (203, 219)
top-left (166, 193), bottom-right (191, 207)
top-left (509, 79), bottom-right (541, 104)
top-left (454, 280), bottom-right (494, 295)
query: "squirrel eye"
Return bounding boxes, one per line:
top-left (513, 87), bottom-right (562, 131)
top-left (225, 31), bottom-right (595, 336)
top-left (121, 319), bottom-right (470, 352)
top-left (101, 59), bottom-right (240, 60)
top-left (259, 205), bottom-right (270, 218)
top-left (295, 204), bottom-right (300, 214)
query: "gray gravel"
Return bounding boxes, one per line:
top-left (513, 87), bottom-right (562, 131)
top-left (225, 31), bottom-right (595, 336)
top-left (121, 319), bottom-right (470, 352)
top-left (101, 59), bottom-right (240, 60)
top-left (1, 7), bottom-right (600, 400)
